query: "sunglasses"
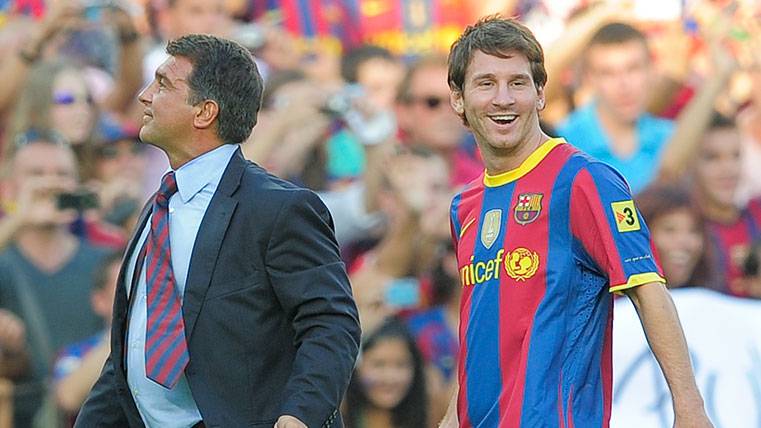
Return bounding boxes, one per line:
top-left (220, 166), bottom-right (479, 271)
top-left (53, 91), bottom-right (94, 106)
top-left (409, 95), bottom-right (448, 110)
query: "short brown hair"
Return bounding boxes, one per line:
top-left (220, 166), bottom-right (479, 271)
top-left (447, 16), bottom-right (546, 93)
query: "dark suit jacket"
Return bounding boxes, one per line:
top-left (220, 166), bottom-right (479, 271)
top-left (76, 149), bottom-right (361, 428)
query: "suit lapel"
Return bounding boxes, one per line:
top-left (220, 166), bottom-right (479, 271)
top-left (182, 149), bottom-right (245, 340)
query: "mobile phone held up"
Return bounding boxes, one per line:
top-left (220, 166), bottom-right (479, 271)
top-left (57, 189), bottom-right (99, 212)
top-left (384, 277), bottom-right (420, 309)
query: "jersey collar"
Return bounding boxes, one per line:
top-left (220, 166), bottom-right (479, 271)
top-left (483, 138), bottom-right (565, 187)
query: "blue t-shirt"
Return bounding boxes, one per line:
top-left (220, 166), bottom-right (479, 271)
top-left (557, 101), bottom-right (674, 194)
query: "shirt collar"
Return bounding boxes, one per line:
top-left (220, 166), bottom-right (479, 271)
top-left (171, 144), bottom-right (239, 203)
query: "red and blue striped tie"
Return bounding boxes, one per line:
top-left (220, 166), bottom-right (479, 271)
top-left (144, 171), bottom-right (189, 388)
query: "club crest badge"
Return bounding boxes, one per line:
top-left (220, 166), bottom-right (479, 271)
top-left (514, 193), bottom-right (543, 225)
top-left (480, 209), bottom-right (502, 249)
top-left (505, 247), bottom-right (540, 281)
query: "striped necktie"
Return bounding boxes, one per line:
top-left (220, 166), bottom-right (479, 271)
top-left (144, 171), bottom-right (189, 388)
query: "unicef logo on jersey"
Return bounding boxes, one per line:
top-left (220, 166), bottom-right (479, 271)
top-left (459, 247), bottom-right (541, 286)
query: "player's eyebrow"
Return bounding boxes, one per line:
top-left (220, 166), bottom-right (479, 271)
top-left (471, 72), bottom-right (496, 81)
top-left (471, 72), bottom-right (531, 82)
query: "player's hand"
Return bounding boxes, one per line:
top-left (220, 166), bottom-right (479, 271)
top-left (274, 415), bottom-right (306, 428)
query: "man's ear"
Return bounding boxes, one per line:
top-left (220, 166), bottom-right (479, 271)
top-left (450, 90), bottom-right (464, 115)
top-left (194, 100), bottom-right (219, 129)
top-left (536, 86), bottom-right (546, 111)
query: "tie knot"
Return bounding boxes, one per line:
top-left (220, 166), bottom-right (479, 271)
top-left (156, 171), bottom-right (178, 206)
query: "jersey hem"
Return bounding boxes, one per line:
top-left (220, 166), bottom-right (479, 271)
top-left (609, 272), bottom-right (666, 294)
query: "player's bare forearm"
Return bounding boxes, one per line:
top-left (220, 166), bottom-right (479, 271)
top-left (625, 282), bottom-right (713, 427)
top-left (439, 384), bottom-right (459, 428)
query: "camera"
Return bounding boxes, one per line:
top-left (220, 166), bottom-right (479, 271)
top-left (57, 189), bottom-right (99, 212)
top-left (321, 85), bottom-right (396, 145)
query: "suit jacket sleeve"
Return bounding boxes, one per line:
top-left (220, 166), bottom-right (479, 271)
top-left (265, 189), bottom-right (361, 426)
top-left (74, 355), bottom-right (130, 427)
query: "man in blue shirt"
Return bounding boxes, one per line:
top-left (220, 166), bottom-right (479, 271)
top-left (77, 34), bottom-right (360, 428)
top-left (558, 23), bottom-right (673, 194)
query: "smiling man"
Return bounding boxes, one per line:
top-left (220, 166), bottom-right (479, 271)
top-left (439, 17), bottom-right (711, 428)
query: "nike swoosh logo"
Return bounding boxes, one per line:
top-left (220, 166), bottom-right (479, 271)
top-left (459, 217), bottom-right (476, 239)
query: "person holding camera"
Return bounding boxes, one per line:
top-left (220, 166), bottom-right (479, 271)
top-left (0, 131), bottom-right (110, 426)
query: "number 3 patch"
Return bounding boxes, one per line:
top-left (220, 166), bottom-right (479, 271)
top-left (611, 200), bottom-right (641, 232)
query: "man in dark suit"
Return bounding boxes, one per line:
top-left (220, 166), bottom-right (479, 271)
top-left (76, 34), bottom-right (361, 428)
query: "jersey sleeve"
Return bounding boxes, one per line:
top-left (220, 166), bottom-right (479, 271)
top-left (449, 193), bottom-right (463, 252)
top-left (570, 162), bottom-right (665, 293)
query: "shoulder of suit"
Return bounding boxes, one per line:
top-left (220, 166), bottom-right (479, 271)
top-left (237, 161), bottom-right (322, 206)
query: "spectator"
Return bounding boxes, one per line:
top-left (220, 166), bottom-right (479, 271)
top-left (0, 309), bottom-right (30, 381)
top-left (395, 55), bottom-right (481, 186)
top-left (343, 317), bottom-right (428, 428)
top-left (0, 1), bottom-right (142, 121)
top-left (0, 134), bottom-right (109, 426)
top-left (688, 113), bottom-right (761, 297)
top-left (736, 67), bottom-right (761, 204)
top-left (323, 45), bottom-right (404, 182)
top-left (636, 183), bottom-right (710, 288)
top-left (143, 0), bottom-right (231, 84)
top-left (347, 148), bottom-right (452, 297)
top-left (7, 61), bottom-right (99, 178)
top-left (341, 45), bottom-right (405, 111)
top-left (54, 251), bottom-right (120, 424)
top-left (406, 241), bottom-right (459, 422)
top-left (557, 22), bottom-right (673, 193)
top-left (91, 123), bottom-right (151, 234)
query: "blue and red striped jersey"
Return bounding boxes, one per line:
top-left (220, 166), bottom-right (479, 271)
top-left (707, 197), bottom-right (761, 297)
top-left (449, 138), bottom-right (665, 427)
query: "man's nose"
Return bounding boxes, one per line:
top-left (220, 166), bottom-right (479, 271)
top-left (492, 82), bottom-right (515, 107)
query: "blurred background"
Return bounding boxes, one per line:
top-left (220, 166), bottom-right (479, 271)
top-left (0, 0), bottom-right (759, 427)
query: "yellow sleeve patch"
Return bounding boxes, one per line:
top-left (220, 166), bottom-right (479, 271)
top-left (611, 200), bottom-right (641, 232)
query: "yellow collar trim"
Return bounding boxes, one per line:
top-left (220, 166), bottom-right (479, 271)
top-left (483, 138), bottom-right (565, 187)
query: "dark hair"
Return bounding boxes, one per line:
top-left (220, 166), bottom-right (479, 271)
top-left (166, 34), bottom-right (264, 145)
top-left (447, 15), bottom-right (547, 93)
top-left (341, 45), bottom-right (396, 83)
top-left (587, 22), bottom-right (648, 51)
top-left (92, 251), bottom-right (124, 292)
top-left (636, 182), bottom-right (712, 287)
top-left (344, 318), bottom-right (428, 428)
top-left (744, 239), bottom-right (761, 277)
top-left (707, 111), bottom-right (737, 132)
top-left (430, 239), bottom-right (458, 306)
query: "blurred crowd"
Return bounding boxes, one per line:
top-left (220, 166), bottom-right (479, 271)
top-left (0, 0), bottom-right (760, 427)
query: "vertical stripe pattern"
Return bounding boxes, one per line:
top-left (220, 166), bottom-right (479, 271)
top-left (144, 171), bottom-right (189, 389)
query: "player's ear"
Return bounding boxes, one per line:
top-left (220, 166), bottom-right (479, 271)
top-left (450, 90), bottom-right (464, 115)
top-left (536, 86), bottom-right (546, 111)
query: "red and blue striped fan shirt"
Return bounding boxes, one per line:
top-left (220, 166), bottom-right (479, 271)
top-left (449, 138), bottom-right (665, 427)
top-left (707, 197), bottom-right (761, 297)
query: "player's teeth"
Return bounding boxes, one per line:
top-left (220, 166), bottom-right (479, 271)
top-left (492, 115), bottom-right (516, 120)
